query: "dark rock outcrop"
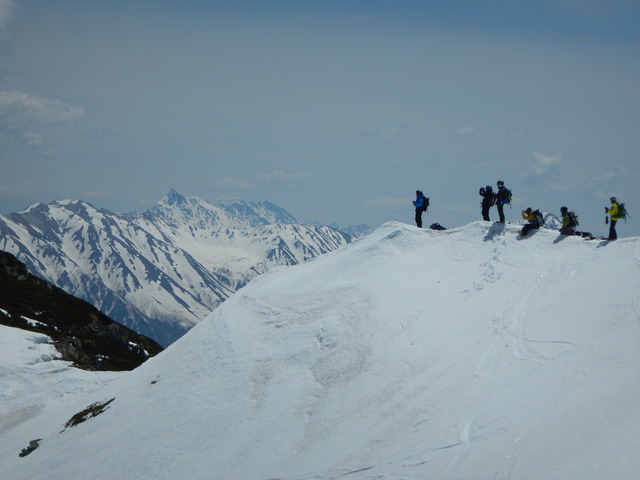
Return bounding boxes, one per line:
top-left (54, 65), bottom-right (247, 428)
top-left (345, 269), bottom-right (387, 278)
top-left (0, 251), bottom-right (163, 371)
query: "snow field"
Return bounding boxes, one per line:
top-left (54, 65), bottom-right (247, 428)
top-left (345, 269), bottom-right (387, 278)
top-left (1, 220), bottom-right (639, 479)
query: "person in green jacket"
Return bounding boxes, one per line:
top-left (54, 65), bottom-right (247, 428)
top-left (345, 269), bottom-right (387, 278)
top-left (559, 207), bottom-right (577, 236)
top-left (605, 197), bottom-right (621, 240)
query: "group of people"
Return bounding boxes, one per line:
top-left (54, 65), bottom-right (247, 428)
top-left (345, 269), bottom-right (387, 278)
top-left (478, 180), bottom-right (511, 224)
top-left (412, 181), bottom-right (625, 241)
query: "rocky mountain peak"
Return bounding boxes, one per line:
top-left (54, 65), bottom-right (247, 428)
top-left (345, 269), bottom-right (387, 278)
top-left (163, 188), bottom-right (189, 206)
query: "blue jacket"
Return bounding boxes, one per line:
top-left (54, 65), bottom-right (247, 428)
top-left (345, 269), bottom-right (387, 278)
top-left (413, 194), bottom-right (427, 209)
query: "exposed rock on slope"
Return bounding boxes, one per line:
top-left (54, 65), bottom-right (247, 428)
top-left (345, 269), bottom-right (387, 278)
top-left (0, 251), bottom-right (163, 371)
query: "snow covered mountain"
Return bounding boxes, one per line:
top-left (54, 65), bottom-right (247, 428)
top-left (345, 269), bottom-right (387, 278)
top-left (1, 220), bottom-right (639, 479)
top-left (0, 189), bottom-right (352, 346)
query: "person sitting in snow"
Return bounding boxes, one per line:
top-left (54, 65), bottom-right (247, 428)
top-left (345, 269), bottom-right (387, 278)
top-left (559, 207), bottom-right (593, 239)
top-left (519, 208), bottom-right (541, 237)
top-left (559, 207), bottom-right (578, 236)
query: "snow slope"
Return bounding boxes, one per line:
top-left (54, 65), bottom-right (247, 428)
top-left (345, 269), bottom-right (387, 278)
top-left (0, 325), bottom-right (121, 439)
top-left (1, 221), bottom-right (639, 479)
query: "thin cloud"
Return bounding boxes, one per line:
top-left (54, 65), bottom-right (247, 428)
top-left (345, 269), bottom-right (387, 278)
top-left (592, 172), bottom-right (616, 184)
top-left (19, 130), bottom-right (54, 155)
top-left (594, 190), bottom-right (621, 201)
top-left (377, 123), bottom-right (412, 140)
top-left (456, 126), bottom-right (475, 136)
top-left (365, 196), bottom-right (408, 209)
top-left (255, 169), bottom-right (310, 182)
top-left (0, 90), bottom-right (85, 123)
top-left (0, 181), bottom-right (31, 197)
top-left (213, 177), bottom-right (255, 190)
top-left (547, 182), bottom-right (578, 192)
top-left (521, 150), bottom-right (562, 183)
top-left (0, 0), bottom-right (16, 33)
top-left (22, 131), bottom-right (44, 147)
top-left (533, 151), bottom-right (561, 170)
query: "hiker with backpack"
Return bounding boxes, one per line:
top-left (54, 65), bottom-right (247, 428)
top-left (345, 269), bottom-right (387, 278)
top-left (495, 180), bottom-right (511, 223)
top-left (412, 190), bottom-right (429, 228)
top-left (559, 207), bottom-right (593, 239)
top-left (479, 185), bottom-right (495, 221)
top-left (559, 207), bottom-right (579, 236)
top-left (605, 197), bottom-right (627, 240)
top-left (519, 207), bottom-right (543, 238)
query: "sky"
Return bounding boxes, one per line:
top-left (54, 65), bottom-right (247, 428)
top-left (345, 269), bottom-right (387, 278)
top-left (2, 221), bottom-right (640, 479)
top-left (0, 0), bottom-right (639, 236)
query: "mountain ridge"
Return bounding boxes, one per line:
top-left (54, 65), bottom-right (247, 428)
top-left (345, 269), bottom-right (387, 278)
top-left (0, 190), bottom-right (353, 345)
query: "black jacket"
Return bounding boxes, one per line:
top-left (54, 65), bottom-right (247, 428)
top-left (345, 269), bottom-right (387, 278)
top-left (479, 187), bottom-right (495, 206)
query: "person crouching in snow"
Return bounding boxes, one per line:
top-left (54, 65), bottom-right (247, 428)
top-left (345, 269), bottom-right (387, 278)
top-left (519, 208), bottom-right (541, 237)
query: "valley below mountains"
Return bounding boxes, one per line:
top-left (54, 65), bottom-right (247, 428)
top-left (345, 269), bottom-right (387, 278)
top-left (0, 189), bottom-right (355, 346)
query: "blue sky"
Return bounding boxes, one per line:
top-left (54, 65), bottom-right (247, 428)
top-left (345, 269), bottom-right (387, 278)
top-left (1, 0), bottom-right (639, 236)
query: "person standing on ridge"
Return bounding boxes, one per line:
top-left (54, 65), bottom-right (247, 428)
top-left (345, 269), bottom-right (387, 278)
top-left (412, 190), bottom-right (429, 228)
top-left (495, 180), bottom-right (511, 224)
top-left (479, 185), bottom-right (495, 221)
top-left (605, 197), bottom-right (621, 240)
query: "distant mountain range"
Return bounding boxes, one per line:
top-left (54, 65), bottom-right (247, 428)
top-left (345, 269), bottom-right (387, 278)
top-left (0, 190), bottom-right (356, 346)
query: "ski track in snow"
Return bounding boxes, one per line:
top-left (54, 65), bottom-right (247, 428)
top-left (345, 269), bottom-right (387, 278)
top-left (402, 226), bottom-right (602, 479)
top-left (434, 234), bottom-right (640, 480)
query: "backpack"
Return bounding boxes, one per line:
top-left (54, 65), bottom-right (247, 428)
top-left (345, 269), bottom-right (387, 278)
top-left (617, 202), bottom-right (629, 221)
top-left (500, 188), bottom-right (512, 205)
top-left (568, 211), bottom-right (579, 227)
top-left (421, 196), bottom-right (430, 212)
top-left (533, 209), bottom-right (544, 226)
